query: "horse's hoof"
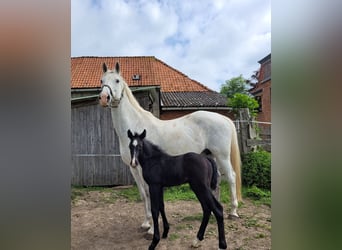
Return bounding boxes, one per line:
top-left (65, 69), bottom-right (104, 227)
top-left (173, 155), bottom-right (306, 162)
top-left (141, 223), bottom-right (151, 230)
top-left (144, 233), bottom-right (153, 240)
top-left (147, 227), bottom-right (154, 235)
top-left (228, 214), bottom-right (240, 220)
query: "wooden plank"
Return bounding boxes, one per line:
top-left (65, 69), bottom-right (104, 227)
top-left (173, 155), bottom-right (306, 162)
top-left (247, 139), bottom-right (271, 147)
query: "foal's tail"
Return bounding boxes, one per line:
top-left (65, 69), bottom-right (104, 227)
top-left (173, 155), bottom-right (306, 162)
top-left (207, 157), bottom-right (218, 190)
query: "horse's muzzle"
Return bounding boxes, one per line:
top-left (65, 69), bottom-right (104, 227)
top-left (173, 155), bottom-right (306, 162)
top-left (130, 157), bottom-right (139, 168)
top-left (99, 93), bottom-right (109, 107)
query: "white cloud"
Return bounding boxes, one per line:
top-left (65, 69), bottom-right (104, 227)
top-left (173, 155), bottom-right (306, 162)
top-left (72, 0), bottom-right (271, 91)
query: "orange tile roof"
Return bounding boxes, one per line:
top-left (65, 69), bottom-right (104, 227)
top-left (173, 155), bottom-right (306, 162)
top-left (71, 56), bottom-right (212, 92)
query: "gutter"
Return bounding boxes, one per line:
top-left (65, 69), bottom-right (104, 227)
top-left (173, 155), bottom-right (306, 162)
top-left (162, 106), bottom-right (232, 111)
top-left (71, 94), bottom-right (99, 103)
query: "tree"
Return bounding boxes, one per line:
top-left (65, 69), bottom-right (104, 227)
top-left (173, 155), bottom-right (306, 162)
top-left (229, 93), bottom-right (259, 118)
top-left (220, 75), bottom-right (251, 99)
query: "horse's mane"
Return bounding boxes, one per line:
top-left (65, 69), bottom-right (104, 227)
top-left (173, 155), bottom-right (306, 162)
top-left (122, 83), bottom-right (156, 119)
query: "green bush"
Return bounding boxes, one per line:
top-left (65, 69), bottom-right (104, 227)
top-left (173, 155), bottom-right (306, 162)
top-left (242, 150), bottom-right (271, 190)
top-left (229, 93), bottom-right (259, 118)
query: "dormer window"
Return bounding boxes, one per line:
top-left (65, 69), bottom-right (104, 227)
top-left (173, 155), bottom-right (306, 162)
top-left (132, 74), bottom-right (141, 80)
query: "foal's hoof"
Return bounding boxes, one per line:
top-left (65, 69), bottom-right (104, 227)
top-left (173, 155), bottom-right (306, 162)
top-left (191, 238), bottom-right (201, 248)
top-left (228, 214), bottom-right (240, 220)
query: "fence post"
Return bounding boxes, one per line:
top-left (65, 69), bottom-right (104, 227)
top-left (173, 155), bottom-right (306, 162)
top-left (236, 108), bottom-right (250, 154)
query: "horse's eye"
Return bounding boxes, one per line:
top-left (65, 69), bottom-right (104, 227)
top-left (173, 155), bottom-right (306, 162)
top-left (116, 79), bottom-right (119, 83)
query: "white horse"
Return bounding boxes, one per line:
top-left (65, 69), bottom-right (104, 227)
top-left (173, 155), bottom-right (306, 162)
top-left (99, 62), bottom-right (242, 234)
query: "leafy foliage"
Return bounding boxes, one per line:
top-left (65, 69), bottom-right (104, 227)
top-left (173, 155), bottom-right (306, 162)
top-left (229, 93), bottom-right (259, 118)
top-left (220, 75), bottom-right (250, 99)
top-left (242, 150), bottom-right (271, 190)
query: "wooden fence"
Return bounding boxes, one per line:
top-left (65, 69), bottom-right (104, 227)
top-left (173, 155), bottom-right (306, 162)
top-left (71, 103), bottom-right (135, 186)
top-left (235, 108), bottom-right (271, 154)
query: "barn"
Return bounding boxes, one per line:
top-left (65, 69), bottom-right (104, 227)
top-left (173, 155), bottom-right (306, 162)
top-left (71, 56), bottom-right (233, 186)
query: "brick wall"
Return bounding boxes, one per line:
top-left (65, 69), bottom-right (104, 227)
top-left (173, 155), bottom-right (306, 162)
top-left (255, 79), bottom-right (271, 123)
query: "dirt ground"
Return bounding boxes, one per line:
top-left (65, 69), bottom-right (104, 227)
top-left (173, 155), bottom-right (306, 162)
top-left (71, 187), bottom-right (271, 250)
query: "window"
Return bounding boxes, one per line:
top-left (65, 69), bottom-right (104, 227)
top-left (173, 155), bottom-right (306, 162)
top-left (255, 95), bottom-right (262, 112)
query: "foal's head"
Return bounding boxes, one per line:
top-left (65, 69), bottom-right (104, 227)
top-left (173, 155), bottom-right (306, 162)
top-left (127, 129), bottom-right (146, 168)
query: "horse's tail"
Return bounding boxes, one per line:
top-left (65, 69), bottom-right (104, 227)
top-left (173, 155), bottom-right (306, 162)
top-left (207, 157), bottom-right (218, 190)
top-left (231, 124), bottom-right (242, 201)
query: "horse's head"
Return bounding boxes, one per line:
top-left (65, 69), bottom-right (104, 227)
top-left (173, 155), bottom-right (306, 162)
top-left (99, 62), bottom-right (125, 107)
top-left (127, 129), bottom-right (146, 168)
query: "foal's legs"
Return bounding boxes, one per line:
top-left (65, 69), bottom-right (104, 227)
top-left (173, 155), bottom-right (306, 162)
top-left (148, 185), bottom-right (163, 250)
top-left (190, 185), bottom-right (212, 247)
top-left (191, 186), bottom-right (227, 249)
top-left (211, 195), bottom-right (227, 249)
top-left (159, 190), bottom-right (169, 238)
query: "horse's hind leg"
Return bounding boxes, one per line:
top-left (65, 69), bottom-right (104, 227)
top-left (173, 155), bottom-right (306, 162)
top-left (212, 170), bottom-right (221, 201)
top-left (216, 157), bottom-right (239, 218)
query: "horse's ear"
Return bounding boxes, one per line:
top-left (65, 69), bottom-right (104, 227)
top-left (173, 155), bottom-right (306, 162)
top-left (103, 63), bottom-right (108, 73)
top-left (140, 129), bottom-right (146, 139)
top-left (115, 62), bottom-right (120, 74)
top-left (127, 129), bottom-right (133, 139)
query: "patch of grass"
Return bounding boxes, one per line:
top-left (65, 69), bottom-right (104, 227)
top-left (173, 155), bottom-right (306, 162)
top-left (71, 181), bottom-right (271, 207)
top-left (182, 213), bottom-right (215, 224)
top-left (182, 213), bottom-right (203, 222)
top-left (168, 233), bottom-right (180, 241)
top-left (255, 233), bottom-right (266, 239)
top-left (164, 184), bottom-right (197, 201)
top-left (71, 185), bottom-right (140, 203)
top-left (72, 186), bottom-right (112, 192)
top-left (175, 223), bottom-right (194, 230)
top-left (244, 218), bottom-right (258, 228)
top-left (243, 185), bottom-right (271, 207)
top-left (219, 180), bottom-right (231, 204)
top-left (163, 181), bottom-right (232, 204)
top-left (71, 190), bottom-right (83, 201)
top-left (116, 185), bottom-right (141, 202)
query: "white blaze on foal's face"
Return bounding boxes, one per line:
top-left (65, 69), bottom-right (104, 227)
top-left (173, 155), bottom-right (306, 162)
top-left (131, 139), bottom-right (138, 167)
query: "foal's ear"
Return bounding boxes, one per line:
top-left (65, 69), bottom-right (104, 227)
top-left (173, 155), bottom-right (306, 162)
top-left (115, 62), bottom-right (120, 74)
top-left (102, 63), bottom-right (108, 73)
top-left (140, 129), bottom-right (146, 139)
top-left (127, 129), bottom-right (133, 139)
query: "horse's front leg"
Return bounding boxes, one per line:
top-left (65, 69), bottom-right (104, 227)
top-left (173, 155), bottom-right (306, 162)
top-left (129, 166), bottom-right (152, 231)
top-left (148, 185), bottom-right (162, 250)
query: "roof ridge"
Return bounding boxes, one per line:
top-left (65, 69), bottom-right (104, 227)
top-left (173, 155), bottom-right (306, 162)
top-left (71, 56), bottom-right (155, 59)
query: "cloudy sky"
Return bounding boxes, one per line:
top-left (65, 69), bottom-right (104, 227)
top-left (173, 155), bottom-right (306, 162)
top-left (71, 0), bottom-right (270, 91)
